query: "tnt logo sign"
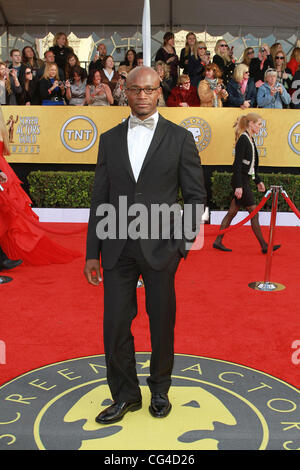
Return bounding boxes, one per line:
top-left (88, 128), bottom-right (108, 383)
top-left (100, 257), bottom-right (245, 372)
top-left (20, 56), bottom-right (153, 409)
top-left (0, 340), bottom-right (6, 364)
top-left (288, 121), bottom-right (300, 156)
top-left (60, 116), bottom-right (98, 153)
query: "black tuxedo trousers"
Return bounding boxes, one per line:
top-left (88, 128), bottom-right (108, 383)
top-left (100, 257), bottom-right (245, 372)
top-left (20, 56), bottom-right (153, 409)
top-left (103, 238), bottom-right (181, 402)
top-left (86, 115), bottom-right (206, 402)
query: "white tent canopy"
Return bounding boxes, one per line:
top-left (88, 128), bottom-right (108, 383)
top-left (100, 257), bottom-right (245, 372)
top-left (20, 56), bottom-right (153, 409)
top-left (1, 0), bottom-right (300, 39)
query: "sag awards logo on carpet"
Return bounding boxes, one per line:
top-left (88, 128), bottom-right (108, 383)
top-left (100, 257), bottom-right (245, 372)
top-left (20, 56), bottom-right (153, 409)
top-left (179, 117), bottom-right (211, 152)
top-left (0, 353), bottom-right (299, 451)
top-left (60, 115), bottom-right (98, 153)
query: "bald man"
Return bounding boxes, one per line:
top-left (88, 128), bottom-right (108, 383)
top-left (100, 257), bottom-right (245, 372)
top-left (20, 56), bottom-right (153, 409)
top-left (84, 66), bottom-right (206, 424)
top-left (88, 43), bottom-right (107, 73)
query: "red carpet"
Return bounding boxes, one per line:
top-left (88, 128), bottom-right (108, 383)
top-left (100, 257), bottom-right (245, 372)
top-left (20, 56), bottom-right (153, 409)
top-left (0, 223), bottom-right (299, 389)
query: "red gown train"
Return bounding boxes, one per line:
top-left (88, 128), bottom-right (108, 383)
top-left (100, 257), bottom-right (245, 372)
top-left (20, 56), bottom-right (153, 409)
top-left (0, 142), bottom-right (81, 265)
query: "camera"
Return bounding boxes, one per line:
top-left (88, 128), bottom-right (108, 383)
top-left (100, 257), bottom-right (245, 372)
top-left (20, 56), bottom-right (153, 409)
top-left (206, 51), bottom-right (210, 56)
top-left (261, 48), bottom-right (265, 52)
top-left (120, 74), bottom-right (127, 80)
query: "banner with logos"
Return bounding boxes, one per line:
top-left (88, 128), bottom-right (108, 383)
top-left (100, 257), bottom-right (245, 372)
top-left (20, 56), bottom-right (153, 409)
top-left (3, 106), bottom-right (300, 167)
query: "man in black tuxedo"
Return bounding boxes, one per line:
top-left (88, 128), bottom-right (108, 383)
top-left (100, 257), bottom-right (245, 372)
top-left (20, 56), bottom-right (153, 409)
top-left (84, 66), bottom-right (206, 424)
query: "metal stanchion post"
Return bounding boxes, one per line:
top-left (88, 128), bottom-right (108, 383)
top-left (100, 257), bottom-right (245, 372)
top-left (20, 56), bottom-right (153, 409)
top-left (249, 186), bottom-right (285, 292)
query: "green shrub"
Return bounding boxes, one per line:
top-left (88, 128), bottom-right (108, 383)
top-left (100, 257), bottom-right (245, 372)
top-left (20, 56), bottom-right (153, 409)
top-left (27, 171), bottom-right (95, 208)
top-left (27, 170), bottom-right (300, 211)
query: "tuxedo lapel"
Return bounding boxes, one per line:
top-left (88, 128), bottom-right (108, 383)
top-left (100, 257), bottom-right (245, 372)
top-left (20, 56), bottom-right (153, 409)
top-left (137, 114), bottom-right (168, 184)
top-left (119, 118), bottom-right (136, 183)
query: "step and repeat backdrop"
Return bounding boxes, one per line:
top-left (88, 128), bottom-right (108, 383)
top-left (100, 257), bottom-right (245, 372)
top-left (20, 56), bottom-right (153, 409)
top-left (3, 107), bottom-right (300, 167)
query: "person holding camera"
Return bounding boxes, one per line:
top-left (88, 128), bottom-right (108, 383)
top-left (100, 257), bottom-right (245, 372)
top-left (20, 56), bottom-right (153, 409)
top-left (257, 68), bottom-right (291, 108)
top-left (198, 63), bottom-right (228, 107)
top-left (0, 61), bottom-right (22, 105)
top-left (249, 44), bottom-right (274, 89)
top-left (86, 69), bottom-right (113, 106)
top-left (112, 66), bottom-right (128, 106)
top-left (89, 43), bottom-right (107, 74)
top-left (38, 63), bottom-right (65, 105)
top-left (65, 66), bottom-right (87, 106)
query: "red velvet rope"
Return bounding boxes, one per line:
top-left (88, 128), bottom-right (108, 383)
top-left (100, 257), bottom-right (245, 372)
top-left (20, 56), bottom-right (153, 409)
top-left (206, 192), bottom-right (272, 237)
top-left (281, 191), bottom-right (300, 220)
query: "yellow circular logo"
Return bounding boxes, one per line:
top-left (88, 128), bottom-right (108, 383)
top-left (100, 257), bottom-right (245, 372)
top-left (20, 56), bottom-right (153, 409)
top-left (179, 117), bottom-right (211, 152)
top-left (60, 116), bottom-right (98, 153)
top-left (0, 353), bottom-right (299, 451)
top-left (288, 121), bottom-right (300, 156)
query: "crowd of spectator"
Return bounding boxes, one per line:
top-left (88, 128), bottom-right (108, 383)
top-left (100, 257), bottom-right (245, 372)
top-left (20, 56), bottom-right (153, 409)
top-left (1, 30), bottom-right (300, 108)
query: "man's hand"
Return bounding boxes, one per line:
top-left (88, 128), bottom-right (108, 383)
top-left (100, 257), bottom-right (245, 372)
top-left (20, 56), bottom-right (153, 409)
top-left (84, 259), bottom-right (102, 285)
top-left (0, 172), bottom-right (8, 183)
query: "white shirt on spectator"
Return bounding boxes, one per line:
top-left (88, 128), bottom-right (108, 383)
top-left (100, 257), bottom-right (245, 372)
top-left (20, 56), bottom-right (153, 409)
top-left (103, 69), bottom-right (114, 81)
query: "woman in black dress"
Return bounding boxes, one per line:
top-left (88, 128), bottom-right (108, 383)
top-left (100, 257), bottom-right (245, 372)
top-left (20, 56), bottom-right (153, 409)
top-left (155, 32), bottom-right (179, 87)
top-left (213, 113), bottom-right (280, 254)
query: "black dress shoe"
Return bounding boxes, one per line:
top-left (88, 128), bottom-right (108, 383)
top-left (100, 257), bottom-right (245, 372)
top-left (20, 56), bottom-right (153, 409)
top-left (262, 244), bottom-right (281, 254)
top-left (0, 258), bottom-right (23, 271)
top-left (149, 393), bottom-right (172, 418)
top-left (213, 242), bottom-right (232, 252)
top-left (95, 400), bottom-right (142, 424)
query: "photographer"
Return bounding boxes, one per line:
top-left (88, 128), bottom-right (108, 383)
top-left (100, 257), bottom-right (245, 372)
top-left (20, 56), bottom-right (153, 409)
top-left (38, 63), bottom-right (65, 106)
top-left (249, 44), bottom-right (274, 89)
top-left (257, 68), bottom-right (291, 109)
top-left (86, 69), bottom-right (113, 106)
top-left (0, 61), bottom-right (22, 105)
top-left (112, 66), bottom-right (128, 106)
top-left (65, 66), bottom-right (87, 106)
top-left (198, 63), bottom-right (228, 107)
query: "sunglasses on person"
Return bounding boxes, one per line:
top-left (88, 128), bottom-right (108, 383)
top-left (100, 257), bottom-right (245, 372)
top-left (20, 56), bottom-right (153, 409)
top-left (220, 44), bottom-right (228, 48)
top-left (25, 71), bottom-right (33, 75)
top-left (275, 56), bottom-right (284, 60)
top-left (247, 50), bottom-right (254, 55)
top-left (198, 46), bottom-right (207, 50)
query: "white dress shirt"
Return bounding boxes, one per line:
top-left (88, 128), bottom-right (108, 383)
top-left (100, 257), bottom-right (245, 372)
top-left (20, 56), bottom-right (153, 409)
top-left (127, 111), bottom-right (159, 182)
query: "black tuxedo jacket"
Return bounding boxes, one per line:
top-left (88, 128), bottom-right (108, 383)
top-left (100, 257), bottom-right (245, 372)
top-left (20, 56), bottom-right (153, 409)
top-left (86, 114), bottom-right (207, 271)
